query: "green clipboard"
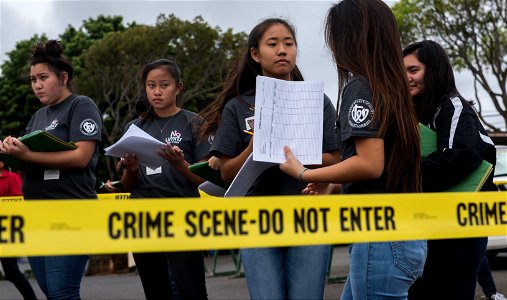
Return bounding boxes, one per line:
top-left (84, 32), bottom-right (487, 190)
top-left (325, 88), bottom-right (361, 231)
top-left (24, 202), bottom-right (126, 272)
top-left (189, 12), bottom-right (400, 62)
top-left (419, 123), bottom-right (493, 192)
top-left (0, 130), bottom-right (77, 170)
top-left (189, 161), bottom-right (230, 189)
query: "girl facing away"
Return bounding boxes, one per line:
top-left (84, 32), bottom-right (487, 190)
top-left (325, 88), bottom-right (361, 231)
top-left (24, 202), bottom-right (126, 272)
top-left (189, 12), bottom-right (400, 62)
top-left (198, 18), bottom-right (340, 299)
top-left (280, 1), bottom-right (427, 299)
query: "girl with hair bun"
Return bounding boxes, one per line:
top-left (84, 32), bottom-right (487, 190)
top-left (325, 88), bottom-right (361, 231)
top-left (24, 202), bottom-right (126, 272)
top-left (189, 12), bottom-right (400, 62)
top-left (0, 39), bottom-right (102, 300)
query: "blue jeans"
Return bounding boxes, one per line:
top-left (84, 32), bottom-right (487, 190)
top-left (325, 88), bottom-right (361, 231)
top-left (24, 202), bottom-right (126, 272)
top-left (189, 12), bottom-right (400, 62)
top-left (28, 255), bottom-right (88, 300)
top-left (241, 245), bottom-right (330, 299)
top-left (341, 241), bottom-right (427, 300)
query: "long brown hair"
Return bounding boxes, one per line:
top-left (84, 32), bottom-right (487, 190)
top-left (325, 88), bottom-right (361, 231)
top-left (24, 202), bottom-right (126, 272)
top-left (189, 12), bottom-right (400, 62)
top-left (325, 0), bottom-right (422, 193)
top-left (197, 18), bottom-right (304, 142)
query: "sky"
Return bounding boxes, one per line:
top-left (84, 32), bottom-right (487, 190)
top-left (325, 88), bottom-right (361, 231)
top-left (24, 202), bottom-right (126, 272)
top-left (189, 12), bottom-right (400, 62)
top-left (0, 0), bottom-right (504, 130)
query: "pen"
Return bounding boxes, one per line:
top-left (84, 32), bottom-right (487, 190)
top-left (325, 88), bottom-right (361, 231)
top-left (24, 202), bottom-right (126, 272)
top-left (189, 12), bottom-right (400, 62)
top-left (243, 130), bottom-right (253, 135)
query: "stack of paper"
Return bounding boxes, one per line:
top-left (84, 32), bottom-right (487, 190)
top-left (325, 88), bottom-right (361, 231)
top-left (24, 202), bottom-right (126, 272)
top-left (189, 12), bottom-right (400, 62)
top-left (104, 124), bottom-right (166, 169)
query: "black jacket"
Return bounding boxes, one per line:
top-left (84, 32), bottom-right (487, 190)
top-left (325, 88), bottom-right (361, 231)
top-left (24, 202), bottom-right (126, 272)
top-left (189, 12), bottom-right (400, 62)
top-left (420, 94), bottom-right (497, 192)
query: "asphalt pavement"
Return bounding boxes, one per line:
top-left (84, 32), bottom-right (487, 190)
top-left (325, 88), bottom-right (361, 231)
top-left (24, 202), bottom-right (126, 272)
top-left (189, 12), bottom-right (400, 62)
top-left (1, 245), bottom-right (505, 300)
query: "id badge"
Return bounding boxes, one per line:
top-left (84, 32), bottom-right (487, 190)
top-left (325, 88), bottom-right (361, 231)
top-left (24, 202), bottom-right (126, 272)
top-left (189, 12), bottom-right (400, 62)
top-left (44, 169), bottom-right (60, 180)
top-left (146, 166), bottom-right (162, 175)
top-left (245, 116), bottom-right (254, 131)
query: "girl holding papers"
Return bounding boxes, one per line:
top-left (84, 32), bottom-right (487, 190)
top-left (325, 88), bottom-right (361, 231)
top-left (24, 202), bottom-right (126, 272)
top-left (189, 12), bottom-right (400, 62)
top-left (119, 59), bottom-right (209, 300)
top-left (0, 40), bottom-right (102, 300)
top-left (198, 18), bottom-right (339, 299)
top-left (280, 0), bottom-right (427, 298)
top-left (403, 40), bottom-right (498, 299)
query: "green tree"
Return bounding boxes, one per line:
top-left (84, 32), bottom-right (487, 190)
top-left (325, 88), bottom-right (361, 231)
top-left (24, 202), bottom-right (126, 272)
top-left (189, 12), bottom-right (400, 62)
top-left (154, 14), bottom-right (246, 112)
top-left (77, 14), bottom-right (247, 179)
top-left (0, 35), bottom-right (47, 137)
top-left (393, 0), bottom-right (507, 131)
top-left (60, 15), bottom-right (128, 78)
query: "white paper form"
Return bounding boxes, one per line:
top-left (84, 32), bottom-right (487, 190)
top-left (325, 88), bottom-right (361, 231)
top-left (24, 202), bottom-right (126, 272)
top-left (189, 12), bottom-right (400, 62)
top-left (104, 124), bottom-right (166, 169)
top-left (253, 76), bottom-right (324, 165)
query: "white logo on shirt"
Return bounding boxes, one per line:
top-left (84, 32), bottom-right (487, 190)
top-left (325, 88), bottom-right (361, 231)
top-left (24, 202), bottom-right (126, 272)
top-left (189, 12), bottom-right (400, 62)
top-left (165, 130), bottom-right (182, 144)
top-left (348, 99), bottom-right (374, 128)
top-left (80, 119), bottom-right (99, 136)
top-left (45, 119), bottom-right (59, 131)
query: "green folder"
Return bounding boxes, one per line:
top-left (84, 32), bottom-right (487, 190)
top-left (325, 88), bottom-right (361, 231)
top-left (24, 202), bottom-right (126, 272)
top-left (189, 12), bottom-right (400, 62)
top-left (419, 123), bottom-right (493, 192)
top-left (189, 161), bottom-right (230, 189)
top-left (0, 130), bottom-right (77, 170)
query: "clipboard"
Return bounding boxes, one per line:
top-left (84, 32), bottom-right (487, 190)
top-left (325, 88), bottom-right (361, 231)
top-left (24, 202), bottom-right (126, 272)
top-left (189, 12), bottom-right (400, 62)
top-left (189, 161), bottom-right (230, 189)
top-left (419, 123), bottom-right (493, 192)
top-left (1, 130), bottom-right (77, 170)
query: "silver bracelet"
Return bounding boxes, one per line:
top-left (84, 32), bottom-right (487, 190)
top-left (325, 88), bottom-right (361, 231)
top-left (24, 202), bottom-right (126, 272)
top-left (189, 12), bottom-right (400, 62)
top-left (298, 167), bottom-right (309, 182)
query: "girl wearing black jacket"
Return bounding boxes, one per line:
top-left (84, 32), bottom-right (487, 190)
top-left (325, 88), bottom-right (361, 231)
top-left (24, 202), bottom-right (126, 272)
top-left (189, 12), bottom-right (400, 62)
top-left (403, 40), bottom-right (497, 300)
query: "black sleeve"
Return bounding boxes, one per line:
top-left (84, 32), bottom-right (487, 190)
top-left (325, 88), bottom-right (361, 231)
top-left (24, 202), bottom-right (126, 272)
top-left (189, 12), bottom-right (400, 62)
top-left (210, 103), bottom-right (247, 158)
top-left (422, 99), bottom-right (483, 191)
top-left (339, 78), bottom-right (379, 141)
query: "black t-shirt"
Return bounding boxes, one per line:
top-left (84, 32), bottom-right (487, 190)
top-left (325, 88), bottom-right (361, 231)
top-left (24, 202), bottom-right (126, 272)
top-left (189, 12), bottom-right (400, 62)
top-left (336, 76), bottom-right (387, 194)
top-left (22, 94), bottom-right (102, 199)
top-left (127, 109), bottom-right (210, 198)
top-left (211, 90), bottom-right (338, 196)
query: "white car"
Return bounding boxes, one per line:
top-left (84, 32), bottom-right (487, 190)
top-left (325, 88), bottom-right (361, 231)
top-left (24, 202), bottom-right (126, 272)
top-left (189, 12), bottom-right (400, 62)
top-left (493, 145), bottom-right (507, 188)
top-left (487, 145), bottom-right (507, 257)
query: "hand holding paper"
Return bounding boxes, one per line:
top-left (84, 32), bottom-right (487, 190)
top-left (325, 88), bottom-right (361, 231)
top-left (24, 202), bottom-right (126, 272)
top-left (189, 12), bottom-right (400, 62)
top-left (0, 136), bottom-right (25, 156)
top-left (279, 145), bottom-right (305, 180)
top-left (122, 153), bottom-right (139, 172)
top-left (160, 143), bottom-right (185, 168)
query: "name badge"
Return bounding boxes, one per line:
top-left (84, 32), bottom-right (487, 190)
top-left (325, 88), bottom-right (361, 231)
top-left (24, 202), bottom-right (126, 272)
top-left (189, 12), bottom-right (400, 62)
top-left (146, 166), bottom-right (162, 175)
top-left (44, 169), bottom-right (60, 180)
top-left (245, 116), bottom-right (254, 131)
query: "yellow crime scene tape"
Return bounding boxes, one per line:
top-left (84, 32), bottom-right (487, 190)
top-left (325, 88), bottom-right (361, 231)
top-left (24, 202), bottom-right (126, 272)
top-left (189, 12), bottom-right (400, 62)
top-left (0, 191), bottom-right (506, 257)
